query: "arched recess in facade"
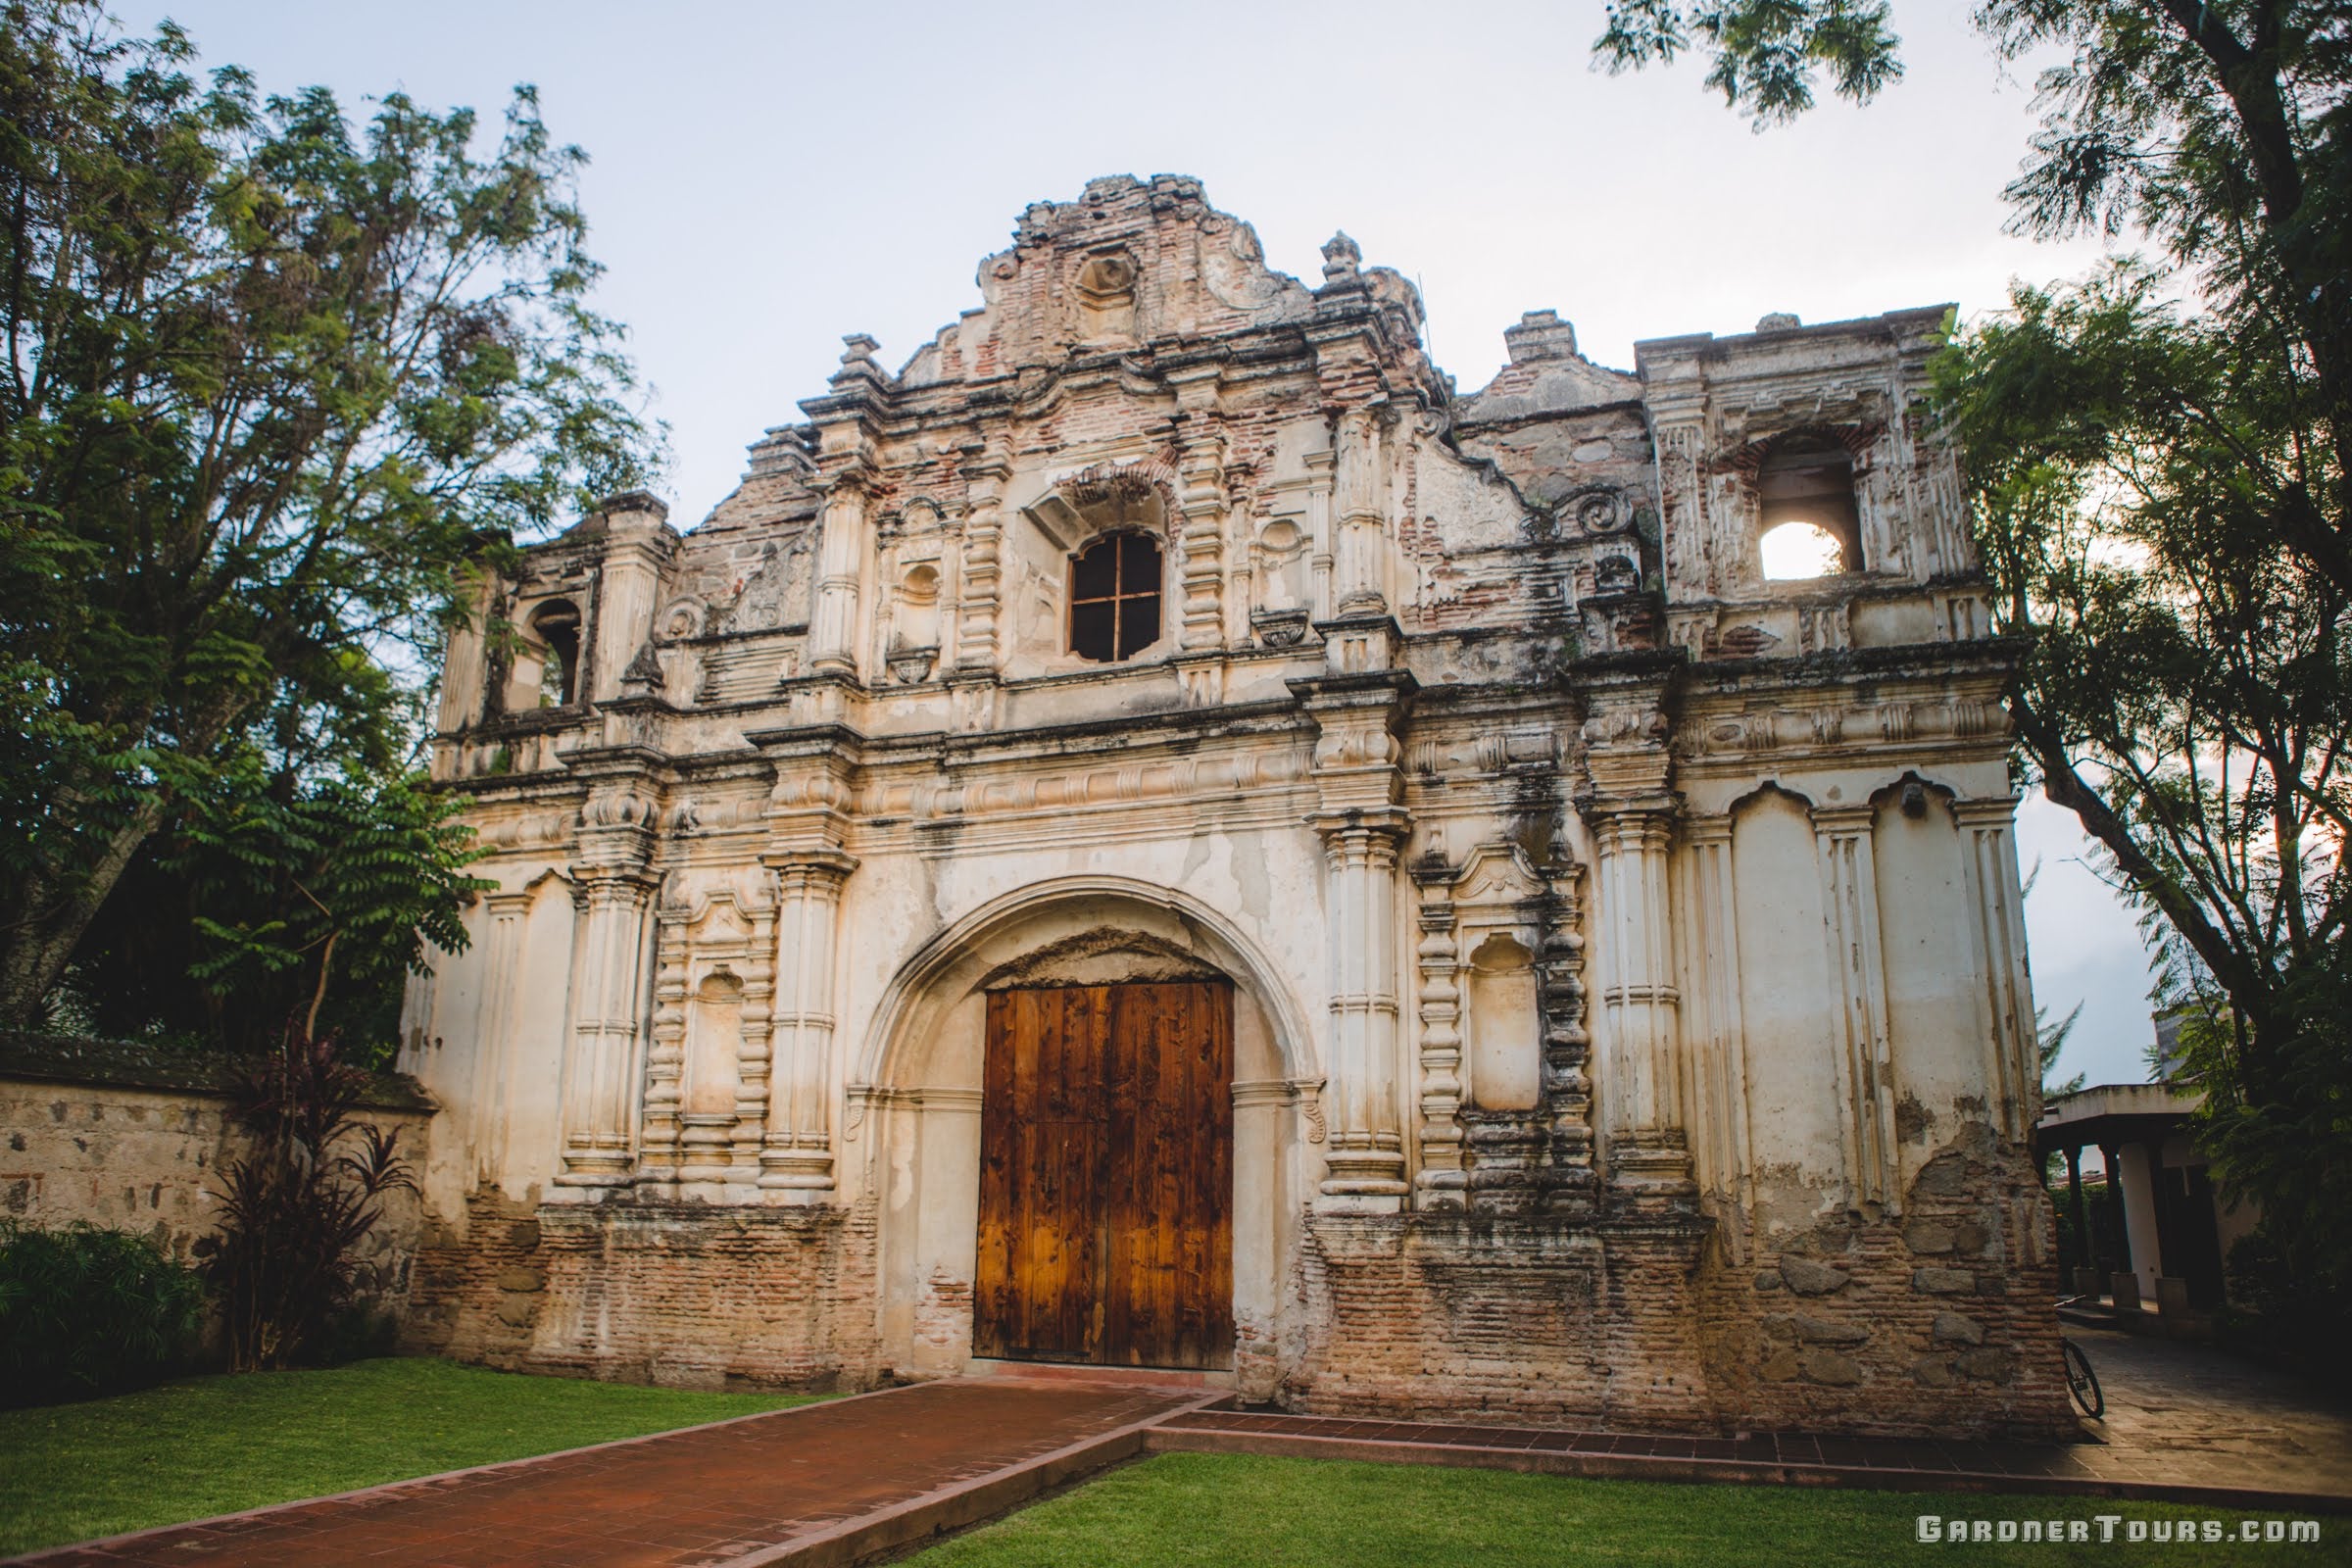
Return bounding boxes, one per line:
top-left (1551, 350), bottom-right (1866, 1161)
top-left (845, 876), bottom-right (1321, 1395)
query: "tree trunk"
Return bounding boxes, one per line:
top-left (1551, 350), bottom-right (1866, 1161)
top-left (0, 793), bottom-right (169, 1026)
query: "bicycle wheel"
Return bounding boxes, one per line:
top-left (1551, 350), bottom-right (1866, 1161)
top-left (2062, 1338), bottom-right (2104, 1419)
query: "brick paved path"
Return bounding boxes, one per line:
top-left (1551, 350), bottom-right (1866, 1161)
top-left (19, 1332), bottom-right (2345, 1565)
top-left (17, 1379), bottom-right (1206, 1567)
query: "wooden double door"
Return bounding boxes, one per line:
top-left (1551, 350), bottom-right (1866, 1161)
top-left (974, 980), bottom-right (1234, 1369)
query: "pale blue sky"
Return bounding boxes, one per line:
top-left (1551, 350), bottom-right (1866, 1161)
top-left (113, 0), bottom-right (2162, 1085)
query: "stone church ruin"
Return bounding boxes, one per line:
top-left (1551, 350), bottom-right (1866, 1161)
top-left (402, 174), bottom-right (2069, 1437)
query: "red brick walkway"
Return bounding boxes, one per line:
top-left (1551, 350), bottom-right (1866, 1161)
top-left (17, 1379), bottom-right (1207, 1567)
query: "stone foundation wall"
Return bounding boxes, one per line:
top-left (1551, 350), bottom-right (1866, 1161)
top-left (0, 1033), bottom-right (435, 1316)
top-left (1285, 1135), bottom-right (2073, 1439)
top-left (408, 1188), bottom-right (885, 1392)
top-left (1289, 1212), bottom-right (1718, 1431)
top-left (1698, 1135), bottom-right (2074, 1440)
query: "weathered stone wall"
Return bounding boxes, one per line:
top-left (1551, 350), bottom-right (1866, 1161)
top-left (1292, 1213), bottom-right (1716, 1431)
top-left (1288, 1159), bottom-right (2067, 1440)
top-left (1719, 1141), bottom-right (2070, 1437)
top-left (408, 1188), bottom-right (884, 1392)
top-left (394, 174), bottom-right (2073, 1441)
top-left (0, 1033), bottom-right (437, 1315)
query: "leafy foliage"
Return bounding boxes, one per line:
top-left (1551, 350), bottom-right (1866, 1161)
top-left (1940, 263), bottom-right (2349, 1348)
top-left (1593, 0), bottom-right (1904, 125)
top-left (0, 1221), bottom-right (205, 1406)
top-left (0, 0), bottom-right (662, 1027)
top-left (65, 763), bottom-right (489, 1062)
top-left (2039, 1002), bottom-right (2087, 1097)
top-left (194, 1023), bottom-right (416, 1371)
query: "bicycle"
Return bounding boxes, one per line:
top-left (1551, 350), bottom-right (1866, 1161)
top-left (2061, 1336), bottom-right (2104, 1419)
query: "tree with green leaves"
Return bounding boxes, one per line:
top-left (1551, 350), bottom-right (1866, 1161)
top-left (1597, 0), bottom-right (2347, 1349)
top-left (0, 0), bottom-right (662, 1032)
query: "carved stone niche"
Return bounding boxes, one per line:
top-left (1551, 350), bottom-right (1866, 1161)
top-left (1421, 841), bottom-right (1591, 1215)
top-left (1073, 249), bottom-right (1140, 344)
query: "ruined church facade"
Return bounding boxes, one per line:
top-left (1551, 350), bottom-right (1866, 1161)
top-left (402, 175), bottom-right (2069, 1437)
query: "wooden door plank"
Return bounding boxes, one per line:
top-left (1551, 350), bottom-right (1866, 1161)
top-left (974, 990), bottom-right (1016, 1359)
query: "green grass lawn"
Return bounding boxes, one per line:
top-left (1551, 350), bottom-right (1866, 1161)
top-left (906, 1452), bottom-right (2346, 1568)
top-left (0, 1356), bottom-right (812, 1556)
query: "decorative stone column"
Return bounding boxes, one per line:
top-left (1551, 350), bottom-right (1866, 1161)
top-left (756, 733), bottom-right (860, 1200)
top-left (1169, 366), bottom-right (1228, 657)
top-left (1812, 802), bottom-right (1898, 1211)
top-left (554, 777), bottom-right (659, 1192)
top-left (1590, 805), bottom-right (1690, 1191)
top-left (1953, 795), bottom-right (2037, 1138)
top-left (639, 887), bottom-right (692, 1183)
top-left (1408, 868), bottom-right (1465, 1208)
top-left (733, 888), bottom-right (780, 1172)
top-left (582, 493), bottom-right (673, 705)
top-left (808, 472), bottom-right (872, 678)
top-left (1298, 672), bottom-right (1414, 1209)
top-left (1303, 447), bottom-right (1336, 621)
top-left (954, 439), bottom-right (1010, 674)
top-left (804, 332), bottom-right (887, 679)
top-left (1332, 408), bottom-right (1387, 614)
top-left (1579, 679), bottom-right (1691, 1197)
top-left (1311, 808), bottom-right (1410, 1206)
top-left (760, 849), bottom-right (857, 1196)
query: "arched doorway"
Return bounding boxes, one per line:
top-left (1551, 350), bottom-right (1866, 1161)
top-left (856, 879), bottom-right (1313, 1393)
top-left (976, 979), bottom-right (1233, 1368)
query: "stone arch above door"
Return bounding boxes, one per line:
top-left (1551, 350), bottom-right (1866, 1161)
top-left (853, 876), bottom-right (1318, 1096)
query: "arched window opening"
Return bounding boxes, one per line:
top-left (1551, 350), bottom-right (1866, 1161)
top-left (530, 599), bottom-right (582, 706)
top-left (1757, 435), bottom-right (1861, 580)
top-left (1068, 532), bottom-right (1161, 662)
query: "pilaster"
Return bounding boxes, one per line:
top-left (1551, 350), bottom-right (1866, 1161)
top-left (1813, 801), bottom-right (1899, 1211)
top-left (760, 848), bottom-right (858, 1197)
top-left (756, 731), bottom-right (862, 1200)
top-left (1955, 795), bottom-right (2036, 1141)
top-left (1578, 680), bottom-right (1693, 1197)
top-left (553, 772), bottom-right (660, 1193)
top-left (1679, 812), bottom-right (1751, 1251)
top-left (1296, 671), bottom-right (1415, 1209)
top-left (467, 888), bottom-right (532, 1184)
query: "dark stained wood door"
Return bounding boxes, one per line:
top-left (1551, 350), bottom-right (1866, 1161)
top-left (974, 980), bottom-right (1233, 1369)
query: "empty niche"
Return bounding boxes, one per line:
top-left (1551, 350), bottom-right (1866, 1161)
top-left (1256, 518), bottom-right (1307, 610)
top-left (1466, 933), bottom-right (1542, 1111)
top-left (895, 563), bottom-right (942, 651)
top-left (685, 970), bottom-right (744, 1117)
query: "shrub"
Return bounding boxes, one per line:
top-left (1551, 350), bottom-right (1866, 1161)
top-left (0, 1221), bottom-right (205, 1405)
top-left (195, 1022), bottom-right (414, 1371)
